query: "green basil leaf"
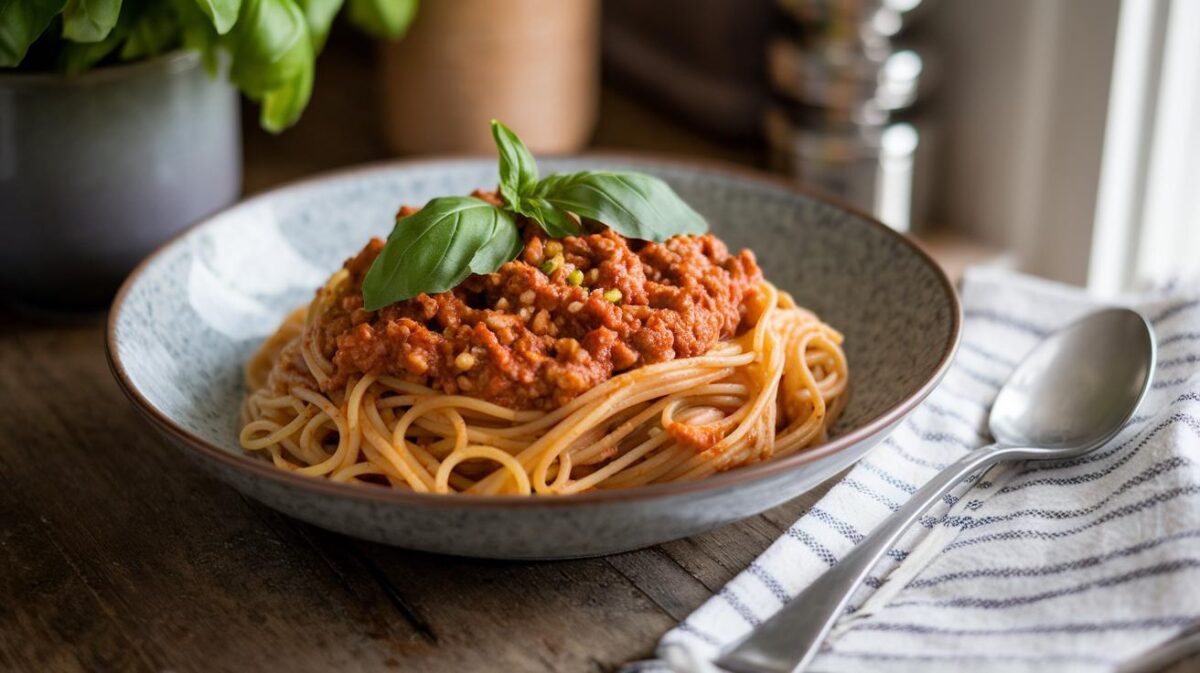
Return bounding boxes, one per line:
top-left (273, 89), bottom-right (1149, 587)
top-left (58, 0), bottom-right (137, 73)
top-left (228, 0), bottom-right (314, 130)
top-left (193, 0), bottom-right (240, 34)
top-left (119, 2), bottom-right (180, 61)
top-left (363, 196), bottom-right (520, 309)
top-left (60, 37), bottom-right (116, 72)
top-left (294, 0), bottom-right (341, 52)
top-left (491, 119), bottom-right (538, 210)
top-left (62, 0), bottom-right (120, 42)
top-left (0, 0), bottom-right (67, 67)
top-left (174, 0), bottom-right (220, 73)
top-left (520, 197), bottom-right (580, 238)
top-left (228, 0), bottom-right (309, 98)
top-left (468, 206), bottom-right (523, 275)
top-left (347, 0), bottom-right (416, 39)
top-left (534, 170), bottom-right (707, 242)
top-left (259, 53), bottom-right (312, 132)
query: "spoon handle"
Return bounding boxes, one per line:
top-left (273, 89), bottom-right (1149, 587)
top-left (716, 444), bottom-right (1012, 673)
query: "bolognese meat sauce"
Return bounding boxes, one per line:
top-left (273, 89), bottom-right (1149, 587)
top-left (308, 196), bottom-right (763, 410)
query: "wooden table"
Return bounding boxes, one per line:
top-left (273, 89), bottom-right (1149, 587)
top-left (0, 37), bottom-right (996, 673)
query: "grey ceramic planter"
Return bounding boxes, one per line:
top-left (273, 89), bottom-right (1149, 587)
top-left (0, 51), bottom-right (241, 310)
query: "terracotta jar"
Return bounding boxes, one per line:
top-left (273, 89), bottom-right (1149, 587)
top-left (378, 0), bottom-right (599, 155)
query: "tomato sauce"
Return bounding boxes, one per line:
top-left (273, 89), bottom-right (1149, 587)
top-left (310, 204), bottom-right (763, 410)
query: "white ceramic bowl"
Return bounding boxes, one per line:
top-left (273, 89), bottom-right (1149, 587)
top-left (108, 156), bottom-right (960, 559)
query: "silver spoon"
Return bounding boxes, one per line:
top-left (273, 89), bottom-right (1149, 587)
top-left (717, 307), bottom-right (1157, 673)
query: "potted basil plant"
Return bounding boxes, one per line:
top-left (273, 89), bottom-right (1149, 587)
top-left (0, 0), bottom-right (416, 310)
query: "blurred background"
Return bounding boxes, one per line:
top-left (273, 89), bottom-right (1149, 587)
top-left (2, 0), bottom-right (1198, 311)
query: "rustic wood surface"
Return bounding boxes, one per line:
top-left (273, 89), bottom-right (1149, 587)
top-left (0, 310), bottom-right (827, 673)
top-left (0, 31), bottom-right (1030, 673)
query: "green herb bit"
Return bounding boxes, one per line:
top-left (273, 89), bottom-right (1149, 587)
top-left (540, 254), bottom-right (564, 275)
top-left (603, 288), bottom-right (623, 303)
top-left (567, 269), bottom-right (584, 286)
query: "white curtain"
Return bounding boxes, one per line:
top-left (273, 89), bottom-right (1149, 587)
top-left (1089, 0), bottom-right (1200, 295)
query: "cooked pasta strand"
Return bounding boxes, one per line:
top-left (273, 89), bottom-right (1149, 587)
top-left (239, 281), bottom-right (848, 495)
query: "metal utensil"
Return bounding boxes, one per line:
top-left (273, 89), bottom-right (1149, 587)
top-left (717, 308), bottom-right (1157, 673)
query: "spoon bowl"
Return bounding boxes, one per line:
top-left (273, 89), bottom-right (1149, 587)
top-left (989, 308), bottom-right (1156, 455)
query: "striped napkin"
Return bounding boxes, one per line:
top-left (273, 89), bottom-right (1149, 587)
top-left (627, 266), bottom-right (1200, 673)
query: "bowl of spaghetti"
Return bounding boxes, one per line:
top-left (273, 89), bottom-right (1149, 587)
top-left (108, 132), bottom-right (959, 559)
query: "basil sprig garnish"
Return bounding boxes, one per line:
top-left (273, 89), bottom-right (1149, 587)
top-left (361, 120), bottom-right (707, 310)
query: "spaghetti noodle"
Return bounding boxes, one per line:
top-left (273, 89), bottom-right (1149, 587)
top-left (240, 270), bottom-right (848, 495)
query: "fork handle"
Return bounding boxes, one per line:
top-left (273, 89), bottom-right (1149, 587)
top-left (716, 444), bottom-right (1013, 673)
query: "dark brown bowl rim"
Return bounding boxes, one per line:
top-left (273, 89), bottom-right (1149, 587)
top-left (106, 152), bottom-right (962, 510)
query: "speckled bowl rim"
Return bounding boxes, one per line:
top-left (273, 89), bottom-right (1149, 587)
top-left (106, 152), bottom-right (962, 510)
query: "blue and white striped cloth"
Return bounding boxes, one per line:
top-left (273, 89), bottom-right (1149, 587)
top-left (628, 267), bottom-right (1200, 673)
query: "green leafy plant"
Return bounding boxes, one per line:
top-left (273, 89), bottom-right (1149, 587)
top-left (362, 120), bottom-right (708, 310)
top-left (0, 0), bottom-right (417, 131)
